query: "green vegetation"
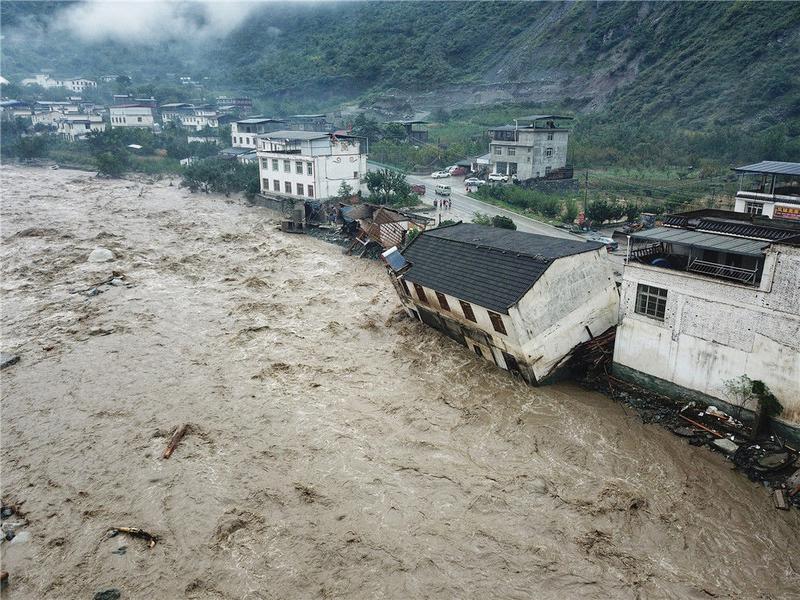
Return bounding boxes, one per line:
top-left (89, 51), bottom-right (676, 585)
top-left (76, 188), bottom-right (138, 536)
top-left (180, 158), bottom-right (259, 197)
top-left (363, 168), bottom-right (418, 207)
top-left (471, 212), bottom-right (517, 231)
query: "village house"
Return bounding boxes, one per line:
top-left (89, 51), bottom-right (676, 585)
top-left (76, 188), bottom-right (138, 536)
top-left (256, 131), bottom-right (367, 200)
top-left (231, 117), bottom-right (285, 149)
top-left (488, 115), bottom-right (573, 181)
top-left (733, 161), bottom-right (800, 221)
top-left (109, 104), bottom-right (156, 130)
top-left (55, 114), bottom-right (105, 140)
top-left (21, 74), bottom-right (97, 93)
top-left (383, 223), bottom-right (619, 384)
top-left (614, 209), bottom-right (800, 429)
top-left (0, 100), bottom-right (32, 119)
top-left (160, 103), bottom-right (219, 131)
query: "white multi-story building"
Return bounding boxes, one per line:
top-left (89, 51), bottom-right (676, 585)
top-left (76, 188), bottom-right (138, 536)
top-left (614, 209), bottom-right (800, 430)
top-left (56, 114), bottom-right (106, 140)
top-left (231, 117), bottom-right (285, 149)
top-left (383, 223), bottom-right (619, 384)
top-left (109, 105), bottom-right (155, 129)
top-left (161, 103), bottom-right (219, 131)
top-left (256, 131), bottom-right (367, 200)
top-left (488, 114), bottom-right (573, 181)
top-left (733, 161), bottom-right (800, 222)
top-left (21, 74), bottom-right (97, 93)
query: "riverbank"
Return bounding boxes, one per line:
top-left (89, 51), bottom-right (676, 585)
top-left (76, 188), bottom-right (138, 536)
top-left (2, 166), bottom-right (798, 599)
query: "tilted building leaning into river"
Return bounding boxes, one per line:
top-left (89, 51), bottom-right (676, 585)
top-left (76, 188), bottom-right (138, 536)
top-left (383, 223), bottom-right (619, 384)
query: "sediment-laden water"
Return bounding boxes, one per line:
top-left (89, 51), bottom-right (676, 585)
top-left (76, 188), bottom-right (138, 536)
top-left (1, 166), bottom-right (798, 599)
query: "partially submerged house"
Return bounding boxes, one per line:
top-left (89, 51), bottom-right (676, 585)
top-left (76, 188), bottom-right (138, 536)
top-left (614, 209), bottom-right (800, 428)
top-left (341, 204), bottom-right (432, 254)
top-left (384, 223), bottom-right (619, 383)
top-left (733, 161), bottom-right (800, 221)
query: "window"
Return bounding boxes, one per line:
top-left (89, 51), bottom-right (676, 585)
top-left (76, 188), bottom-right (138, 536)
top-left (307, 162), bottom-right (313, 175)
top-left (307, 185), bottom-right (314, 198)
top-left (493, 146), bottom-right (502, 155)
top-left (459, 300), bottom-right (477, 322)
top-left (547, 132), bottom-right (554, 141)
top-left (473, 345), bottom-right (484, 358)
top-left (273, 179), bottom-right (280, 191)
top-left (435, 292), bottom-right (450, 311)
top-left (272, 159), bottom-right (279, 171)
top-left (297, 183), bottom-right (304, 196)
top-left (745, 201), bottom-right (763, 215)
top-left (285, 181), bottom-right (292, 194)
top-left (413, 283), bottom-right (428, 304)
top-left (545, 147), bottom-right (553, 157)
top-left (507, 148), bottom-right (515, 156)
top-left (488, 311), bottom-right (507, 335)
top-left (137, 117), bottom-right (142, 122)
top-left (296, 161), bottom-right (303, 174)
top-left (353, 171), bottom-right (359, 179)
top-left (635, 284), bottom-right (667, 321)
top-left (284, 160), bottom-right (290, 173)
top-left (262, 178), bottom-right (269, 191)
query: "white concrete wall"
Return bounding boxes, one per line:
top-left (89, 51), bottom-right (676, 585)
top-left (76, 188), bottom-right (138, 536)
top-left (511, 249), bottom-right (619, 380)
top-left (109, 107), bottom-right (154, 129)
top-left (614, 245), bottom-right (800, 424)
top-left (399, 247), bottom-right (618, 381)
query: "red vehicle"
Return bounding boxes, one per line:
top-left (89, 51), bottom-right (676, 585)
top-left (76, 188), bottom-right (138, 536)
top-left (449, 167), bottom-right (467, 176)
top-left (411, 184), bottom-right (426, 196)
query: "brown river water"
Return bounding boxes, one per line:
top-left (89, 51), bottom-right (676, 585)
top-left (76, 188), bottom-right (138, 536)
top-left (1, 165), bottom-right (798, 599)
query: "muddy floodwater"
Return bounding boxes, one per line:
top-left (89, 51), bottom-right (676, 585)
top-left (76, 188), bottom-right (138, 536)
top-left (1, 165), bottom-right (798, 599)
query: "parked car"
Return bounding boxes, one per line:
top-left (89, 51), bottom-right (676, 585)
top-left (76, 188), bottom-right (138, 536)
top-left (434, 184), bottom-right (452, 196)
top-left (464, 177), bottom-right (485, 186)
top-left (431, 171), bottom-right (450, 179)
top-left (588, 234), bottom-right (619, 251)
top-left (411, 184), bottom-right (426, 196)
top-left (449, 166), bottom-right (467, 176)
top-left (488, 172), bottom-right (508, 182)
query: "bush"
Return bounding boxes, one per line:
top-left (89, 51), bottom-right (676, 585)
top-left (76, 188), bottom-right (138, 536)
top-left (472, 211), bottom-right (491, 225)
top-left (491, 215), bottom-right (516, 230)
top-left (563, 198), bottom-right (579, 223)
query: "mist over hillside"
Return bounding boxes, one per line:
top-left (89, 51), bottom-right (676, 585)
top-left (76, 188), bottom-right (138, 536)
top-left (2, 0), bottom-right (799, 130)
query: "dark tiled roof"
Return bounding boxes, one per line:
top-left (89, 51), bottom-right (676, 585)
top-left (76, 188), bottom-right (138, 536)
top-left (401, 223), bottom-right (603, 314)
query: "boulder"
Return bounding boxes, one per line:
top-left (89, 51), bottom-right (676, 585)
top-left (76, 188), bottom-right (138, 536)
top-left (88, 247), bottom-right (115, 263)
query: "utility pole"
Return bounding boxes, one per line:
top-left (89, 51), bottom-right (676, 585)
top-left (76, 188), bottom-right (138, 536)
top-left (584, 170), bottom-right (589, 212)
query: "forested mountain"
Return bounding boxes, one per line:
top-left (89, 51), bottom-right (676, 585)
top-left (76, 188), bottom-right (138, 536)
top-left (2, 1), bottom-right (799, 130)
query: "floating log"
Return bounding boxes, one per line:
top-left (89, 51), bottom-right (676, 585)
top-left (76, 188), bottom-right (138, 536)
top-left (162, 424), bottom-right (189, 459)
top-left (108, 527), bottom-right (158, 548)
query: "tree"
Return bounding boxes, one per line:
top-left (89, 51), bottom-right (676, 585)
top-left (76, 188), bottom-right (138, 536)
top-left (16, 135), bottom-right (48, 159)
top-left (364, 168), bottom-right (414, 206)
top-left (336, 181), bottom-right (354, 200)
top-left (472, 212), bottom-right (491, 226)
top-left (94, 151), bottom-right (128, 177)
top-left (491, 215), bottom-right (516, 230)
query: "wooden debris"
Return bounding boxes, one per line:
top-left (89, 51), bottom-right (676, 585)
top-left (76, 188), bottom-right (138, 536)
top-left (678, 414), bottom-right (725, 439)
top-left (773, 489), bottom-right (789, 510)
top-left (108, 527), bottom-right (158, 548)
top-left (162, 424), bottom-right (189, 459)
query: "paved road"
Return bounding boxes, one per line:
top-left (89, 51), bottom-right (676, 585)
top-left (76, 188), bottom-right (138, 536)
top-left (368, 162), bottom-right (582, 240)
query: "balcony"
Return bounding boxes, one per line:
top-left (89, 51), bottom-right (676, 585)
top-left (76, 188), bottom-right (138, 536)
top-left (627, 228), bottom-right (768, 287)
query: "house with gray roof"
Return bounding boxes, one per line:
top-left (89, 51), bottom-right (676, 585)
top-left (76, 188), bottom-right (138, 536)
top-left (614, 209), bottom-right (800, 432)
top-left (384, 223), bottom-right (619, 384)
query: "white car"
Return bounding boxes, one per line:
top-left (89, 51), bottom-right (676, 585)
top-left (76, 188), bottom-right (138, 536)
top-left (464, 177), bottom-right (485, 186)
top-left (488, 173), bottom-right (508, 182)
top-left (431, 171), bottom-right (451, 179)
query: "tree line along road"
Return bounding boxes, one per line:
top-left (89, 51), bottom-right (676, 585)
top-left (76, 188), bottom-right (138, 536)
top-left (367, 162), bottom-right (582, 240)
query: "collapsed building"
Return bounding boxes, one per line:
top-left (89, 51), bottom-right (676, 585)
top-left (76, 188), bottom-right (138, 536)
top-left (383, 223), bottom-right (619, 384)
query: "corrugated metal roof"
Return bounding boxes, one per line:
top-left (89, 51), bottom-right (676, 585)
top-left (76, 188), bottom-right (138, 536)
top-left (630, 227), bottom-right (769, 257)
top-left (734, 161), bottom-right (800, 176)
top-left (237, 117), bottom-right (284, 124)
top-left (262, 130), bottom-right (330, 141)
top-left (516, 114), bottom-right (574, 121)
top-left (401, 223), bottom-right (603, 313)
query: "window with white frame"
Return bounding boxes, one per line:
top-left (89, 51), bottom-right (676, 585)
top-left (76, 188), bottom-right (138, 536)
top-left (507, 148), bottom-right (516, 156)
top-left (745, 201), bottom-right (763, 215)
top-left (307, 162), bottom-right (313, 175)
top-left (272, 159), bottom-right (279, 171)
top-left (493, 146), bottom-right (502, 155)
top-left (635, 284), bottom-right (667, 321)
top-left (545, 147), bottom-right (553, 157)
top-left (547, 132), bottom-right (554, 141)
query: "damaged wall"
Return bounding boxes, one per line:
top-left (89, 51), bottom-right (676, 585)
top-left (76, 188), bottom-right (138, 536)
top-left (613, 244), bottom-right (800, 426)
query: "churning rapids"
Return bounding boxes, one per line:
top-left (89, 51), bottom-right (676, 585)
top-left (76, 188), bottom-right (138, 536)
top-left (1, 166), bottom-right (798, 599)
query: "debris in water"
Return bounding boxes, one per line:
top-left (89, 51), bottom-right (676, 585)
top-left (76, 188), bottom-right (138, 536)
top-left (0, 353), bottom-right (20, 370)
top-left (773, 489), bottom-right (789, 510)
top-left (107, 527), bottom-right (158, 548)
top-left (712, 438), bottom-right (739, 455)
top-left (162, 424), bottom-right (189, 459)
top-left (93, 589), bottom-right (121, 600)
